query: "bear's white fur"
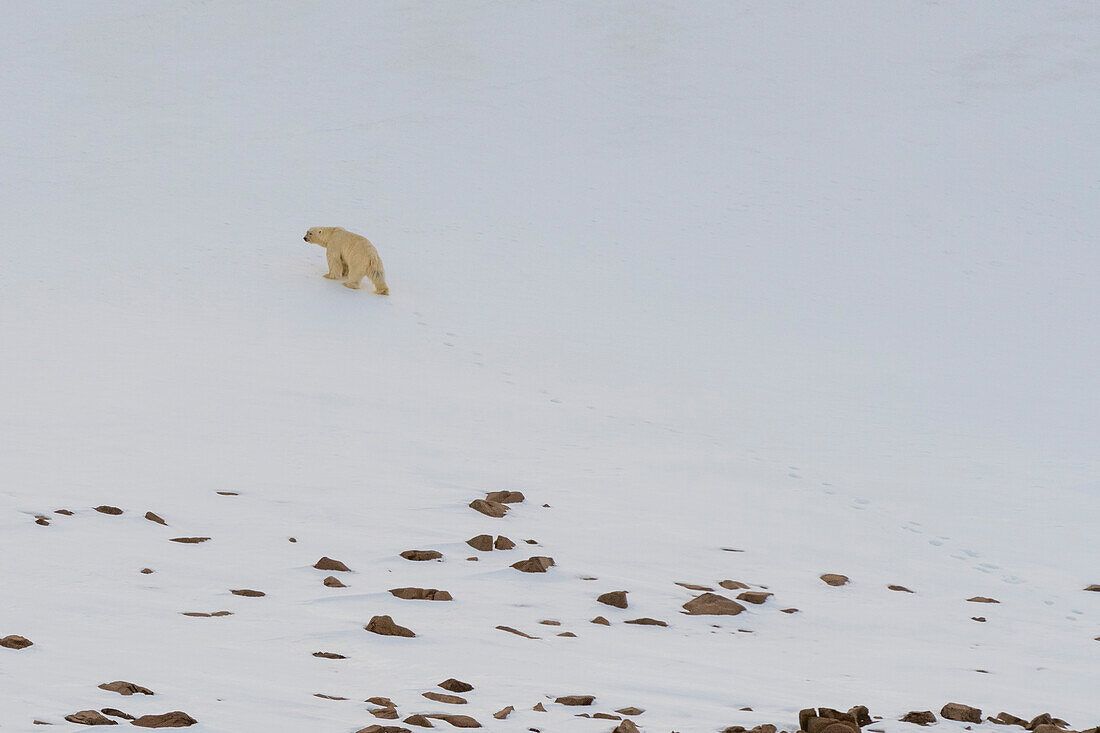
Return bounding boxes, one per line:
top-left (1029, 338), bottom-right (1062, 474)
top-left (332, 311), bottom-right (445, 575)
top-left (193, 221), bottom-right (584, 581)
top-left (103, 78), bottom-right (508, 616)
top-left (304, 227), bottom-right (389, 295)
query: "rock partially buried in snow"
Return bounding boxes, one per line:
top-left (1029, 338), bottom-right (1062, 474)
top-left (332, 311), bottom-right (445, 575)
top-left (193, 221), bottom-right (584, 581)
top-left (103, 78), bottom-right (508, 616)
top-left (496, 625), bottom-right (538, 639)
top-left (511, 556), bottom-right (555, 573)
top-left (682, 592), bottom-right (746, 616)
top-left (313, 651), bottom-right (346, 659)
top-left (466, 534), bottom-right (494, 551)
top-left (469, 499), bottom-right (508, 518)
top-left (181, 611), bottom-right (232, 617)
top-left (597, 590), bottom-right (628, 608)
top-left (314, 556), bottom-right (351, 572)
top-left (485, 490), bottom-right (525, 503)
top-left (424, 713), bottom-right (481, 728)
top-left (371, 708), bottom-right (399, 719)
top-left (422, 691), bottom-right (466, 704)
top-left (101, 709), bottom-right (134, 721)
top-left (900, 711), bottom-right (936, 726)
top-left (555, 695), bottom-right (595, 706)
top-left (494, 535), bottom-right (515, 550)
top-left (624, 617), bottom-right (668, 626)
top-left (736, 591), bottom-right (772, 605)
top-left (64, 710), bottom-right (117, 725)
top-left (365, 615), bottom-right (415, 637)
top-left (676, 582), bottom-right (714, 591)
top-left (718, 580), bottom-right (749, 590)
top-left (404, 714), bottom-right (433, 727)
top-left (98, 681), bottom-right (154, 696)
top-left (169, 537), bottom-right (210, 544)
top-left (401, 550), bottom-right (443, 561)
top-left (940, 703), bottom-right (982, 723)
top-left (966, 596), bottom-right (999, 603)
top-left (616, 707), bottom-right (644, 715)
top-left (389, 587), bottom-right (453, 601)
top-left (820, 574), bottom-right (849, 586)
top-left (493, 706), bottom-right (514, 719)
top-left (439, 678), bottom-right (474, 693)
top-left (888, 585), bottom-right (914, 593)
top-left (1085, 584), bottom-right (1100, 591)
top-left (613, 720), bottom-right (641, 733)
top-left (130, 711), bottom-right (198, 728)
top-left (1, 634), bottom-right (33, 649)
top-left (356, 727), bottom-right (412, 733)
top-left (324, 575), bottom-right (347, 587)
top-left (590, 616), bottom-right (610, 625)
top-left (230, 589), bottom-right (265, 597)
top-left (94, 505), bottom-right (123, 515)
top-left (144, 512), bottom-right (167, 525)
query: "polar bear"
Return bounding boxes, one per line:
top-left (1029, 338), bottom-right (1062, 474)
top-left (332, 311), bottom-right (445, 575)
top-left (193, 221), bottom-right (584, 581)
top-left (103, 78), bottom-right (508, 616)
top-left (303, 227), bottom-right (389, 295)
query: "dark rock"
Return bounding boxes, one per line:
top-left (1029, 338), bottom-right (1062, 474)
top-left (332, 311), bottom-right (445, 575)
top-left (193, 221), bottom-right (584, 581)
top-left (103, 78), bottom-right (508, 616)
top-left (555, 695), bottom-right (595, 706)
top-left (485, 490), bottom-right (525, 503)
top-left (966, 596), bottom-right (999, 603)
top-left (64, 710), bottom-right (117, 725)
top-left (405, 715), bottom-right (433, 727)
top-left (682, 592), bottom-right (746, 616)
top-left (737, 591), bottom-right (772, 605)
top-left (614, 721), bottom-right (641, 733)
top-left (313, 556), bottom-right (350, 571)
top-left (597, 591), bottom-right (628, 608)
top-left (990, 712), bottom-right (1027, 727)
top-left (365, 615), bottom-right (415, 637)
top-left (324, 575), bottom-right (347, 587)
top-left (141, 568), bottom-right (154, 574)
top-left (356, 727), bottom-right (412, 733)
top-left (439, 678), bottom-right (473, 693)
top-left (493, 706), bottom-right (514, 719)
top-left (590, 616), bottom-right (610, 625)
top-left (901, 711), bottom-right (936, 726)
top-left (888, 585), bottom-right (914, 593)
top-left (389, 587), bottom-right (452, 601)
top-left (820, 574), bottom-right (849, 586)
top-left (617, 707), bottom-right (644, 715)
top-left (94, 506), bottom-right (123, 515)
top-left (511, 556), bottom-right (555, 573)
top-left (719, 580), bottom-right (750, 590)
top-left (469, 499), bottom-right (508, 518)
top-left (1, 634), bottom-right (33, 649)
top-left (624, 617), bottom-right (668, 626)
top-left (466, 534), bottom-right (494, 551)
top-left (496, 625), bottom-right (537, 639)
top-left (941, 703), bottom-right (982, 723)
top-left (494, 535), bottom-right (516, 550)
top-left (169, 537), bottom-right (210, 544)
top-left (676, 582), bottom-right (714, 591)
top-left (371, 708), bottom-right (399, 719)
top-left (312, 651), bottom-right (346, 659)
top-left (780, 607), bottom-right (800, 613)
top-left (144, 512), bottom-right (167, 525)
top-left (423, 691), bottom-right (465, 704)
top-left (424, 714), bottom-right (481, 728)
top-left (98, 681), bottom-right (154, 696)
top-left (230, 589), bottom-right (265, 597)
top-left (367, 698), bottom-right (395, 707)
top-left (100, 709), bottom-right (134, 721)
top-left (400, 550), bottom-right (442, 561)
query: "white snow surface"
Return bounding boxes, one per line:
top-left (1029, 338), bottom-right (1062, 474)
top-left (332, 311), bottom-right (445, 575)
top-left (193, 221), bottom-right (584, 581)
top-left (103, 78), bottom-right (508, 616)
top-left (2, 1), bottom-right (1098, 731)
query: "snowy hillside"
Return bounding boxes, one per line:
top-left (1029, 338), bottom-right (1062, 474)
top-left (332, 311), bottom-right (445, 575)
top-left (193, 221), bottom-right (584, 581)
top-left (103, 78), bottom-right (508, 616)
top-left (1, 1), bottom-right (1098, 731)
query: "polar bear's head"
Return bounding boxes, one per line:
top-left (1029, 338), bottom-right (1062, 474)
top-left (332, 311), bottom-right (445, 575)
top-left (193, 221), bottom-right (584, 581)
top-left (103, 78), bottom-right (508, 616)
top-left (303, 227), bottom-right (333, 247)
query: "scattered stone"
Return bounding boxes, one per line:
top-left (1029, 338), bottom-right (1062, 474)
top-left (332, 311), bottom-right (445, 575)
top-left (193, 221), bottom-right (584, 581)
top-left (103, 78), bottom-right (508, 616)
top-left (141, 568), bottom-right (154, 574)
top-left (590, 616), bottom-right (610, 625)
top-left (820, 574), bottom-right (849, 586)
top-left (216, 491), bottom-right (238, 495)
top-left (313, 651), bottom-right (346, 659)
top-left (424, 713), bottom-right (481, 728)
top-left (372, 708), bottom-right (399, 719)
top-left (849, 706), bottom-right (872, 726)
top-left (94, 506), bottom-right (123, 515)
top-left (401, 550), bottom-right (443, 561)
top-left (180, 611), bottom-right (233, 617)
top-left (616, 707), bottom-right (644, 715)
top-left (485, 490), bottom-right (525, 503)
top-left (405, 715), bottom-right (434, 727)
top-left (511, 556), bottom-right (555, 573)
top-left (64, 710), bottom-right (117, 725)
top-left (1085, 584), bottom-right (1100, 591)
top-left (555, 695), bottom-right (595, 706)
top-left (130, 715), bottom-right (198, 730)
top-left (230, 589), bottom-right (265, 597)
top-left (972, 616), bottom-right (987, 622)
top-left (990, 712), bottom-right (1027, 726)
top-left (315, 694), bottom-right (348, 700)
top-left (288, 537), bottom-right (296, 542)
top-left (56, 509), bottom-right (74, 515)
top-left (597, 590), bottom-right (628, 608)
top-left (539, 620), bottom-right (561, 626)
top-left (469, 499), bottom-right (508, 518)
top-left (423, 692), bottom-right (466, 705)
top-left (314, 556), bottom-right (350, 571)
top-left (144, 512), bottom-right (167, 525)
top-left (967, 596), bottom-right (999, 603)
top-left (624, 617), bottom-right (668, 626)
top-left (439, 678), bottom-right (474, 693)
top-left (367, 698), bottom-right (395, 707)
top-left (1026, 714), bottom-right (1055, 730)
top-left (737, 590), bottom-right (772, 604)
top-left (525, 539), bottom-right (539, 544)
top-left (100, 710), bottom-right (134, 721)
top-left (169, 537), bottom-right (210, 544)
top-left (721, 547), bottom-right (745, 552)
top-left (496, 625), bottom-right (538, 639)
top-left (752, 725), bottom-right (777, 733)
top-left (941, 703), bottom-right (982, 723)
top-left (533, 703), bottom-right (547, 712)
top-left (676, 582), bottom-right (714, 591)
top-left (466, 557), bottom-right (478, 562)
top-left (682, 592), bottom-right (746, 616)
top-left (35, 516), bottom-right (50, 526)
top-left (614, 721), bottom-right (641, 733)
top-left (365, 615), bottom-right (415, 637)
top-left (98, 681), bottom-right (154, 696)
top-left (888, 585), bottom-right (914, 593)
top-left (1, 634), bottom-right (33, 649)
top-left (901, 711), bottom-right (936, 726)
top-left (493, 706), bottom-right (514, 719)
top-left (356, 727), bottom-right (411, 733)
top-left (780, 607), bottom-right (800, 614)
top-left (719, 580), bottom-right (750, 590)
top-left (324, 575), bottom-right (347, 588)
top-left (494, 535), bottom-right (516, 550)
top-left (389, 587), bottom-right (452, 601)
top-left (557, 631), bottom-right (577, 637)
top-left (466, 535), bottom-right (494, 551)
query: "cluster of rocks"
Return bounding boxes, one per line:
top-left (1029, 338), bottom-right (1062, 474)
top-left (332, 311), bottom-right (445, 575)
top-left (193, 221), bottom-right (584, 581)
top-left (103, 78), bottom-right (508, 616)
top-left (52, 681), bottom-right (197, 727)
top-left (354, 679), bottom-right (483, 730)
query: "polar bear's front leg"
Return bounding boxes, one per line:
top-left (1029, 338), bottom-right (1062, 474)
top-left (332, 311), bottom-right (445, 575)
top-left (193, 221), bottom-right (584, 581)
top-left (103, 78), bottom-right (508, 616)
top-left (324, 249), bottom-right (345, 279)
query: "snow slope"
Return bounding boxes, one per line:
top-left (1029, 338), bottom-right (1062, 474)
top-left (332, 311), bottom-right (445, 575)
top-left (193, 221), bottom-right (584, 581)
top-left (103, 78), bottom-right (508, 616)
top-left (1, 1), bottom-right (1098, 730)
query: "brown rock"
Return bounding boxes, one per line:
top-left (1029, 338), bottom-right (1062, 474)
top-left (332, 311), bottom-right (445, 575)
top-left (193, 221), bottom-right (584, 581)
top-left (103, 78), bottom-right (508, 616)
top-left (169, 537), bottom-right (210, 544)
top-left (401, 550), bottom-right (443, 561)
top-left (365, 615), bottom-right (415, 637)
top-left (807, 720), bottom-right (858, 733)
top-left (65, 710), bottom-right (117, 725)
top-left (324, 575), bottom-right (347, 587)
top-left (141, 568), bottom-right (154, 574)
top-left (1, 634), bottom-right (33, 649)
top-left (315, 694), bottom-right (348, 700)
top-left (941, 703), bottom-right (982, 723)
top-left (494, 535), bottom-right (516, 550)
top-left (314, 556), bottom-right (350, 571)
top-left (525, 539), bottom-right (539, 544)
top-left (719, 580), bottom-right (750, 590)
top-left (624, 617), bottom-right (668, 626)
top-left (144, 512), bottom-right (167, 525)
top-left (423, 691), bottom-right (466, 705)
top-left (313, 651), bottom-right (346, 659)
top-left (682, 592), bottom-right (746, 616)
top-left (372, 708), bottom-right (399, 719)
top-left (94, 506), bottom-right (123, 515)
top-left (356, 727), bottom-right (412, 733)
top-left (129, 711), bottom-right (199, 727)
top-left (901, 711), bottom-right (937, 726)
top-left (533, 703), bottom-right (547, 712)
top-left (751, 726), bottom-right (777, 733)
top-left (56, 509), bottom-right (74, 515)
top-left (469, 499), bottom-right (508, 518)
top-left (1032, 726), bottom-right (1065, 733)
top-left (100, 709), bottom-right (134, 720)
top-left (676, 582), bottom-right (714, 591)
top-left (180, 611), bottom-right (233, 617)
top-left (780, 607), bottom-right (800, 613)
top-left (967, 596), bottom-right (999, 603)
top-left (972, 616), bottom-right (987, 622)
top-left (98, 681), bottom-right (154, 696)
top-left (593, 713), bottom-right (622, 720)
top-left (216, 491), bottom-right (238, 495)
top-left (367, 698), bottom-right (396, 707)
top-left (424, 714), bottom-right (481, 728)
top-left (511, 556), bottom-right (555, 573)
top-left (485, 490), bottom-right (525, 503)
top-left (849, 705), bottom-right (872, 726)
top-left (557, 631), bottom-right (577, 637)
top-left (230, 589), bottom-right (265, 597)
top-left (737, 590), bottom-right (772, 605)
top-left (820, 573), bottom-right (849, 586)
top-left (991, 712), bottom-right (1028, 726)
top-left (405, 715), bottom-right (433, 727)
top-left (616, 707), bottom-right (644, 715)
top-left (555, 695), bottom-right (595, 706)
top-left (614, 721), bottom-right (641, 733)
top-left (35, 516), bottom-right (50, 525)
top-left (1085, 584), bottom-right (1100, 591)
top-left (466, 535), bottom-right (494, 551)
top-left (800, 709), bottom-right (817, 731)
top-left (288, 537), bottom-right (296, 542)
top-left (496, 625), bottom-right (538, 639)
top-left (597, 590), bottom-right (629, 608)
top-left (888, 585), bottom-right (914, 593)
top-left (492, 706), bottom-right (514, 719)
top-left (591, 616), bottom-right (611, 625)
top-left (439, 678), bottom-right (474, 693)
top-left (539, 620), bottom-right (562, 626)
top-left (1026, 715), bottom-right (1055, 730)
top-left (389, 587), bottom-right (453, 601)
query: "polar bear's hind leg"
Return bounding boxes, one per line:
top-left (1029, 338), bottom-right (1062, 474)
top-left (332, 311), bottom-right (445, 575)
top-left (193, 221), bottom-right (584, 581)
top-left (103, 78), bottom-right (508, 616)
top-left (369, 269), bottom-right (389, 295)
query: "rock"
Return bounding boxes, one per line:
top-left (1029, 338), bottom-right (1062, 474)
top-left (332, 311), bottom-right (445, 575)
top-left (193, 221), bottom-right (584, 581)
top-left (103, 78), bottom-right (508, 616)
top-left (493, 706), bottom-right (514, 719)
top-left (469, 499), bottom-right (508, 518)
top-left (94, 506), bottom-right (123, 515)
top-left (314, 556), bottom-right (350, 572)
top-left (494, 535), bottom-right (516, 550)
top-left (356, 727), bottom-right (412, 733)
top-left (315, 694), bottom-right (348, 700)
top-left (1084, 584), bottom-right (1100, 591)
top-left (401, 550), bottom-right (443, 561)
top-left (591, 616), bottom-right (610, 625)
top-left (324, 576), bottom-right (347, 588)
top-left (539, 620), bottom-right (561, 626)
top-left (624, 617), bottom-right (668, 626)
top-left (676, 582), bottom-right (715, 591)
top-left (65, 710), bottom-right (117, 725)
top-left (1, 634), bottom-right (33, 649)
top-left (313, 651), bottom-right (346, 659)
top-left (288, 537), bottom-right (296, 542)
top-left (485, 490), bottom-right (525, 503)
top-left (719, 580), bottom-right (750, 590)
top-left (389, 587), bottom-right (453, 601)
top-left (466, 534), bottom-right (494, 551)
top-left (901, 711), bottom-right (936, 726)
top-left (736, 591), bottom-right (772, 604)
top-left (216, 491), bottom-right (238, 495)
top-left (439, 678), bottom-right (474, 693)
top-left (180, 611), bottom-right (232, 617)
top-left (56, 509), bottom-right (74, 515)
top-left (533, 703), bottom-right (547, 711)
top-left (967, 596), bottom-right (999, 603)
top-left (365, 615), bottom-right (415, 637)
top-left (888, 585), bottom-right (914, 593)
top-left (511, 556), bottom-right (555, 573)
top-left (141, 568), bottom-right (154, 574)
top-left (780, 607), bottom-right (800, 614)
top-left (423, 691), bottom-right (466, 705)
top-left (555, 695), bottom-right (595, 706)
top-left (990, 712), bottom-right (1027, 726)
top-left (230, 589), bottom-right (265, 597)
top-left (616, 707), bottom-right (644, 715)
top-left (367, 698), bottom-right (396, 708)
top-left (100, 709), bottom-right (134, 720)
top-left (98, 681), bottom-right (154, 696)
top-left (1032, 726), bottom-right (1065, 733)
top-left (592, 713), bottom-right (621, 720)
top-left (614, 721), bottom-right (641, 733)
top-left (144, 512), bottom-right (167, 525)
top-left (557, 631), bottom-right (577, 637)
top-left (682, 592), bottom-right (746, 616)
top-left (372, 708), bottom-right (400, 719)
top-left (404, 715), bottom-right (433, 727)
top-left (424, 714), bottom-right (481, 728)
top-left (169, 537), bottom-right (210, 544)
top-left (820, 574), bottom-right (849, 586)
top-left (496, 625), bottom-right (538, 639)
top-left (597, 590), bottom-right (629, 608)
top-left (972, 616), bottom-right (987, 622)
top-left (941, 703), bottom-right (982, 723)
top-left (1026, 715), bottom-right (1056, 730)
top-left (800, 709), bottom-right (817, 731)
top-left (752, 726), bottom-right (777, 733)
